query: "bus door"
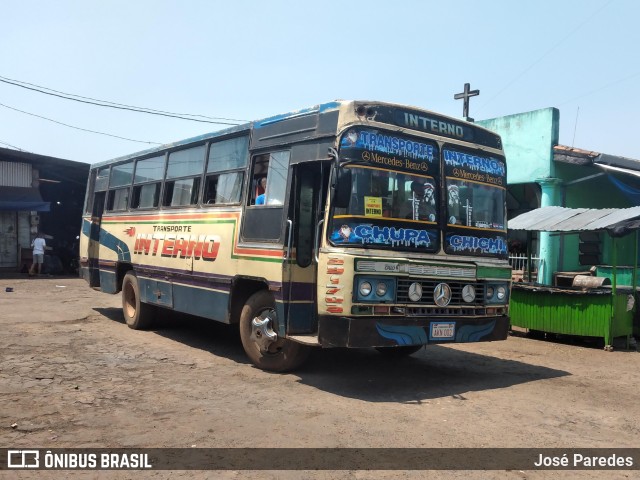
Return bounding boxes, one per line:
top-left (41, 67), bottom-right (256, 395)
top-left (285, 161), bottom-right (329, 335)
top-left (87, 190), bottom-right (105, 287)
top-left (84, 167), bottom-right (110, 287)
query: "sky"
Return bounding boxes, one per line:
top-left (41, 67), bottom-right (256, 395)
top-left (1, 0), bottom-right (639, 164)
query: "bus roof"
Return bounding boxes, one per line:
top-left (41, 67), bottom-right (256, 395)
top-left (91, 100), bottom-right (500, 168)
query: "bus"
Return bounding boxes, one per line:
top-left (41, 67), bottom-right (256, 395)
top-left (80, 100), bottom-right (511, 371)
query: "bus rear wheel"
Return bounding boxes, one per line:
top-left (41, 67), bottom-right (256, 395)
top-left (239, 291), bottom-right (309, 372)
top-left (122, 271), bottom-right (155, 330)
top-left (375, 345), bottom-right (423, 357)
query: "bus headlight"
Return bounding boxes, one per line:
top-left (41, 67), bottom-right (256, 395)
top-left (484, 283), bottom-right (509, 304)
top-left (486, 286), bottom-right (494, 300)
top-left (359, 281), bottom-right (372, 297)
top-left (355, 277), bottom-right (396, 302)
top-left (496, 286), bottom-right (506, 300)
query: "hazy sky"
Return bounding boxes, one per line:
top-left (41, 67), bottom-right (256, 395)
top-left (1, 0), bottom-right (638, 163)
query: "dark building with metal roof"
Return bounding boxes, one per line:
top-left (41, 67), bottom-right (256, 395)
top-left (0, 147), bottom-right (89, 271)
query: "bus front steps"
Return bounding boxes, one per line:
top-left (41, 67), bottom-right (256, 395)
top-left (287, 335), bottom-right (320, 346)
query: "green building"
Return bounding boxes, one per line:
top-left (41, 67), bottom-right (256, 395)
top-left (478, 108), bottom-right (640, 286)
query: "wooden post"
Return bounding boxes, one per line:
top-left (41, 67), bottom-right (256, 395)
top-left (608, 235), bottom-right (617, 350)
top-left (526, 231), bottom-right (533, 283)
top-left (633, 230), bottom-right (638, 292)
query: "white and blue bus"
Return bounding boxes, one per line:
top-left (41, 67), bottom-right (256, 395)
top-left (80, 100), bottom-right (511, 371)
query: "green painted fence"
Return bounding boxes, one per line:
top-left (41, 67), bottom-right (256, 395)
top-left (510, 285), bottom-right (634, 346)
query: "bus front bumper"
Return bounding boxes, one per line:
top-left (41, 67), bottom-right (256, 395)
top-left (317, 315), bottom-right (509, 348)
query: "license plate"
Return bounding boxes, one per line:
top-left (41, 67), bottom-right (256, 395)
top-left (430, 322), bottom-right (455, 340)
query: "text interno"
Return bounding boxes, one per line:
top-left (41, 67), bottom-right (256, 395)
top-left (133, 233), bottom-right (220, 260)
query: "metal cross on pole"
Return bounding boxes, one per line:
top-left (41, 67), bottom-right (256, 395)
top-left (454, 83), bottom-right (480, 122)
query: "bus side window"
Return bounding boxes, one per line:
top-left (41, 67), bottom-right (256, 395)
top-left (131, 154), bottom-right (165, 209)
top-left (262, 151), bottom-right (288, 206)
top-left (106, 161), bottom-right (134, 211)
top-left (242, 151), bottom-right (289, 241)
top-left (163, 178), bottom-right (201, 207)
top-left (204, 172), bottom-right (244, 204)
top-left (250, 154), bottom-right (270, 205)
top-left (131, 182), bottom-right (161, 208)
top-left (205, 136), bottom-right (249, 205)
top-left (163, 145), bottom-right (205, 207)
top-left (106, 188), bottom-right (130, 211)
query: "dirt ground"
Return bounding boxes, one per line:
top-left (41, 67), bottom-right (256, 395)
top-left (1, 273), bottom-right (639, 480)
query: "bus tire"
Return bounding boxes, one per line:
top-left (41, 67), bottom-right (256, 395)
top-left (375, 345), bottom-right (423, 357)
top-left (239, 290), bottom-right (310, 372)
top-left (122, 271), bottom-right (154, 330)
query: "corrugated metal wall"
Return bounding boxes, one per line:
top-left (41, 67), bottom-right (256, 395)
top-left (510, 287), bottom-right (633, 345)
top-left (0, 161), bottom-right (32, 187)
top-left (0, 211), bottom-right (18, 267)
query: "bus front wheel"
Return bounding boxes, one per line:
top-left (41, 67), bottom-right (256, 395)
top-left (239, 291), bottom-right (309, 372)
top-left (122, 271), bottom-right (155, 330)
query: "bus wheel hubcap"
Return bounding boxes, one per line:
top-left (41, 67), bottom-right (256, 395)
top-left (250, 314), bottom-right (278, 353)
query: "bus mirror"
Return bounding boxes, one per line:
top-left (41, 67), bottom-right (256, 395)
top-left (333, 167), bottom-right (352, 208)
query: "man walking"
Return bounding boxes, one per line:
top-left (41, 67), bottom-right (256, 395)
top-left (29, 232), bottom-right (46, 276)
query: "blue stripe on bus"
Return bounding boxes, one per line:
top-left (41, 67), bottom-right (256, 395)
top-left (254, 101), bottom-right (341, 128)
top-left (455, 320), bottom-right (496, 342)
top-left (100, 259), bottom-right (317, 303)
top-left (84, 221), bottom-right (315, 302)
top-left (82, 219), bottom-right (131, 262)
top-left (375, 323), bottom-right (429, 346)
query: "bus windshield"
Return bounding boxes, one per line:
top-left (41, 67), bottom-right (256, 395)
top-left (330, 166), bottom-right (440, 253)
top-left (328, 127), bottom-right (507, 258)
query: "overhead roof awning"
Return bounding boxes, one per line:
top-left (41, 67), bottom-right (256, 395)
top-left (0, 187), bottom-right (50, 212)
top-left (593, 153), bottom-right (640, 179)
top-left (509, 206), bottom-right (640, 237)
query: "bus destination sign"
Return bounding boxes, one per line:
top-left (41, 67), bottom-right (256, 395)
top-left (363, 105), bottom-right (502, 150)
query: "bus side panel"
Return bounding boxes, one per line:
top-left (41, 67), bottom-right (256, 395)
top-left (138, 276), bottom-right (174, 308)
top-left (88, 209), bottom-right (287, 326)
top-left (79, 216), bottom-right (102, 288)
top-left (286, 302), bottom-right (316, 334)
top-left (172, 283), bottom-right (229, 322)
top-left (99, 267), bottom-right (118, 294)
top-left (283, 262), bottom-right (317, 334)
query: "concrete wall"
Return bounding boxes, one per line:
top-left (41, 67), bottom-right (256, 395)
top-left (554, 162), bottom-right (637, 271)
top-left (477, 108), bottom-right (560, 185)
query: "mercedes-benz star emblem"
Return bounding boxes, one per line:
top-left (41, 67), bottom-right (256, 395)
top-left (408, 282), bottom-right (422, 302)
top-left (434, 283), bottom-right (452, 307)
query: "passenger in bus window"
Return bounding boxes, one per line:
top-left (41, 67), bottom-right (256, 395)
top-left (255, 177), bottom-right (267, 205)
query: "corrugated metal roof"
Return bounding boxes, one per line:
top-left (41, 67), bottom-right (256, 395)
top-left (509, 206), bottom-right (640, 235)
top-left (595, 153), bottom-right (640, 171)
top-left (0, 161), bottom-right (31, 187)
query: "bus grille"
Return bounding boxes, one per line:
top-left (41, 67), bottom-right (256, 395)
top-left (396, 279), bottom-right (483, 306)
